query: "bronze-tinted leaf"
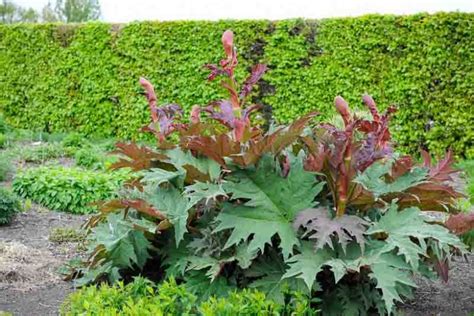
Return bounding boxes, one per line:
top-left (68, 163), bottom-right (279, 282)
top-left (110, 142), bottom-right (167, 171)
top-left (445, 212), bottom-right (474, 235)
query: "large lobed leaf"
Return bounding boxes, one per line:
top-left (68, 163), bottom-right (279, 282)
top-left (215, 153), bottom-right (324, 259)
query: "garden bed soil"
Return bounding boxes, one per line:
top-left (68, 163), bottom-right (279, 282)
top-left (0, 207), bottom-right (472, 315)
top-left (0, 206), bottom-right (88, 316)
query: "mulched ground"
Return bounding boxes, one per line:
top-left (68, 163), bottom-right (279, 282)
top-left (0, 207), bottom-right (472, 316)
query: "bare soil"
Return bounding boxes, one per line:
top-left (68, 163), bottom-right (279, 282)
top-left (0, 207), bottom-right (472, 316)
top-left (0, 207), bottom-right (88, 316)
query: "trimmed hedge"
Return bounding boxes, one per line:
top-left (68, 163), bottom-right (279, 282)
top-left (0, 13), bottom-right (473, 158)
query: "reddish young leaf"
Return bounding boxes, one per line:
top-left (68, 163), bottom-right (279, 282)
top-left (240, 64), bottom-right (268, 98)
top-left (445, 212), bottom-right (474, 235)
top-left (122, 199), bottom-right (166, 220)
top-left (110, 142), bottom-right (167, 171)
top-left (184, 133), bottom-right (241, 166)
top-left (294, 207), bottom-right (368, 252)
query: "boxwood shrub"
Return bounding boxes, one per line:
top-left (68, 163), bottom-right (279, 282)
top-left (61, 277), bottom-right (315, 315)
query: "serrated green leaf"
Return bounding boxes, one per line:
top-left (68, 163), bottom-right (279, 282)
top-left (235, 243), bottom-right (258, 269)
top-left (369, 262), bottom-right (416, 314)
top-left (142, 168), bottom-right (185, 187)
top-left (354, 160), bottom-right (427, 198)
top-left (246, 252), bottom-right (308, 303)
top-left (366, 203), bottom-right (466, 269)
top-left (216, 153), bottom-right (323, 258)
top-left (144, 185), bottom-right (192, 246)
top-left (91, 213), bottom-right (151, 269)
top-left (283, 242), bottom-right (332, 290)
top-left (324, 259), bottom-right (347, 283)
top-left (215, 204), bottom-right (300, 259)
top-left (183, 271), bottom-right (233, 301)
top-left (165, 147), bottom-right (221, 181)
top-left (184, 181), bottom-right (227, 206)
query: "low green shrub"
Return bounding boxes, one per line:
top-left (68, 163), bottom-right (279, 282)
top-left (62, 133), bottom-right (89, 149)
top-left (0, 157), bottom-right (12, 182)
top-left (12, 166), bottom-right (128, 214)
top-left (74, 148), bottom-right (103, 169)
top-left (0, 187), bottom-right (22, 225)
top-left (61, 277), bottom-right (313, 315)
top-left (14, 142), bottom-right (65, 163)
top-left (0, 134), bottom-right (7, 149)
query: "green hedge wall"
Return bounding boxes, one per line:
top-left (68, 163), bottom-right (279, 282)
top-left (0, 13), bottom-right (473, 157)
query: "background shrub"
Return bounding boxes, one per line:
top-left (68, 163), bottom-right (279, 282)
top-left (12, 166), bottom-right (128, 214)
top-left (0, 156), bottom-right (12, 182)
top-left (0, 13), bottom-right (472, 158)
top-left (62, 132), bottom-right (89, 149)
top-left (74, 147), bottom-right (103, 169)
top-left (13, 142), bottom-right (65, 163)
top-left (0, 187), bottom-right (22, 225)
top-left (0, 114), bottom-right (7, 134)
top-left (0, 134), bottom-right (7, 149)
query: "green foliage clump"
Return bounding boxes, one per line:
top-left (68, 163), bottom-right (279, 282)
top-left (12, 166), bottom-right (128, 214)
top-left (74, 147), bottom-right (102, 169)
top-left (49, 227), bottom-right (86, 243)
top-left (62, 132), bottom-right (88, 149)
top-left (71, 31), bottom-right (470, 315)
top-left (14, 142), bottom-right (65, 163)
top-left (0, 187), bottom-right (22, 225)
top-left (0, 157), bottom-right (12, 182)
top-left (0, 134), bottom-right (7, 149)
top-left (61, 277), bottom-right (310, 315)
top-left (0, 13), bottom-right (472, 158)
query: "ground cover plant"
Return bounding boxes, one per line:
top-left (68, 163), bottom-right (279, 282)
top-left (66, 30), bottom-right (474, 315)
top-left (12, 142), bottom-right (66, 163)
top-left (12, 166), bottom-right (129, 214)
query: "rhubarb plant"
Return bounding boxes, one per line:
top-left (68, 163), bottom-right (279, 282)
top-left (72, 30), bottom-right (473, 315)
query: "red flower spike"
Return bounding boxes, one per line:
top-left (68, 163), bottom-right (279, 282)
top-left (190, 105), bottom-right (201, 124)
top-left (222, 30), bottom-right (234, 59)
top-left (334, 96), bottom-right (352, 126)
top-left (139, 77), bottom-right (158, 123)
top-left (362, 94), bottom-right (380, 122)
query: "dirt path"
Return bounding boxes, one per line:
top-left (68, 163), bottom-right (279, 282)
top-left (0, 207), bottom-right (472, 316)
top-left (0, 207), bottom-right (88, 316)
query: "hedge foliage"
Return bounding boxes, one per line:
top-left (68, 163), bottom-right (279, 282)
top-left (0, 13), bottom-right (472, 157)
